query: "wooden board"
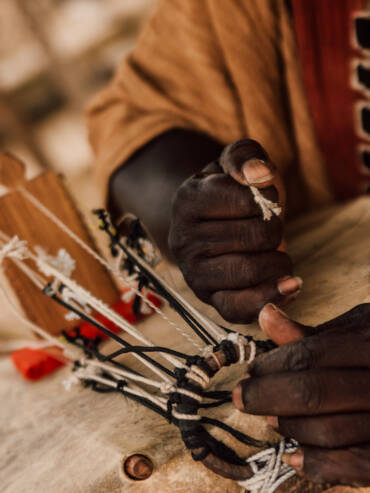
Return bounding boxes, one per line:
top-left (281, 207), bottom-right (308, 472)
top-left (0, 153), bottom-right (119, 335)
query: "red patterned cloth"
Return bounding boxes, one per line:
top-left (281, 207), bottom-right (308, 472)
top-left (292, 0), bottom-right (370, 198)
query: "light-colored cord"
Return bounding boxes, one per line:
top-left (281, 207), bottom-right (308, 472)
top-left (239, 439), bottom-right (298, 493)
top-left (19, 187), bottom-right (202, 351)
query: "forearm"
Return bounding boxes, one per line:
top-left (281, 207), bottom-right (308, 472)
top-left (108, 128), bottom-right (223, 254)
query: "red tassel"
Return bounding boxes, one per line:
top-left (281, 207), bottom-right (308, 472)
top-left (11, 347), bottom-right (64, 381)
top-left (76, 289), bottom-right (162, 340)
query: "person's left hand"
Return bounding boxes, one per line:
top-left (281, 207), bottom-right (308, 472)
top-left (233, 303), bottom-right (370, 487)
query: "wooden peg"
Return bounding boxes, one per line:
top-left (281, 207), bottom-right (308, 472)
top-left (0, 152), bottom-right (27, 190)
top-left (123, 454), bottom-right (154, 480)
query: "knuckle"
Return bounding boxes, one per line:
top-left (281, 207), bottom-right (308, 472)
top-left (211, 291), bottom-right (255, 324)
top-left (249, 216), bottom-right (282, 251)
top-left (197, 238), bottom-right (220, 258)
top-left (239, 257), bottom-right (259, 286)
top-left (314, 426), bottom-right (339, 449)
top-left (212, 292), bottom-right (238, 322)
top-left (171, 179), bottom-right (199, 216)
top-left (283, 340), bottom-right (316, 372)
top-left (293, 373), bottom-right (324, 413)
top-left (211, 292), bottom-right (234, 321)
top-left (168, 226), bottom-right (188, 256)
top-left (181, 265), bottom-right (207, 299)
top-left (168, 227), bottom-right (201, 263)
top-left (233, 222), bottom-right (251, 251)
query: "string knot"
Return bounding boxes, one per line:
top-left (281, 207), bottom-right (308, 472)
top-left (0, 236), bottom-right (28, 263)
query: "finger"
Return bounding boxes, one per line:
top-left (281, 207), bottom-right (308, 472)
top-left (257, 303), bottom-right (311, 346)
top-left (181, 251), bottom-right (293, 297)
top-left (276, 412), bottom-right (370, 448)
top-left (209, 277), bottom-right (300, 324)
top-left (233, 369), bottom-right (370, 416)
top-left (190, 215), bottom-right (283, 256)
top-left (315, 303), bottom-right (370, 333)
top-left (174, 173), bottom-right (279, 220)
top-left (283, 444), bottom-right (370, 486)
top-left (251, 308), bottom-right (370, 377)
top-left (220, 139), bottom-right (275, 188)
top-left (220, 139), bottom-right (287, 222)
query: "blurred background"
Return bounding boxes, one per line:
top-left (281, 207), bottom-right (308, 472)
top-left (0, 0), bottom-right (154, 207)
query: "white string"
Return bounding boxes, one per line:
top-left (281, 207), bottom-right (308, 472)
top-left (34, 246), bottom-right (76, 277)
top-left (19, 187), bottom-right (202, 351)
top-left (35, 257), bottom-right (187, 372)
top-left (83, 359), bottom-right (169, 393)
top-left (43, 281), bottom-right (176, 384)
top-left (0, 236), bottom-right (28, 263)
top-left (250, 186), bottom-right (282, 222)
top-left (0, 232), bottom-right (183, 385)
top-left (0, 261), bottom-right (79, 360)
top-left (123, 241), bottom-right (227, 342)
top-left (0, 192), bottom-right (294, 490)
top-left (239, 439), bottom-right (298, 493)
top-left (69, 364), bottom-right (168, 411)
top-left (0, 237), bottom-right (174, 402)
top-left (0, 234), bottom-right (171, 384)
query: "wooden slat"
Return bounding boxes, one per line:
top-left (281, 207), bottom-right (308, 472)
top-left (0, 154), bottom-right (119, 335)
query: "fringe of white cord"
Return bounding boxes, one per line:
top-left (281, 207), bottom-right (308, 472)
top-left (0, 236), bottom-right (28, 263)
top-left (250, 186), bottom-right (281, 221)
top-left (239, 439), bottom-right (298, 493)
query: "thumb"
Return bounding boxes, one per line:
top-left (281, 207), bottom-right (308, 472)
top-left (219, 138), bottom-right (286, 216)
top-left (258, 303), bottom-right (313, 346)
top-left (220, 139), bottom-right (275, 189)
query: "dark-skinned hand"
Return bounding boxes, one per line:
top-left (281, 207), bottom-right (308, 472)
top-left (168, 139), bottom-right (302, 323)
top-left (233, 302), bottom-right (370, 487)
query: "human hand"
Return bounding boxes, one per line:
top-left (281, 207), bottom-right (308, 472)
top-left (168, 139), bottom-right (301, 323)
top-left (233, 302), bottom-right (370, 486)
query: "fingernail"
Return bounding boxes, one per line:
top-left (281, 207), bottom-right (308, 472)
top-left (283, 449), bottom-right (304, 471)
top-left (232, 375), bottom-right (250, 412)
top-left (260, 302), bottom-right (288, 321)
top-left (242, 159), bottom-right (274, 185)
top-left (278, 276), bottom-right (303, 296)
top-left (266, 416), bottom-right (279, 428)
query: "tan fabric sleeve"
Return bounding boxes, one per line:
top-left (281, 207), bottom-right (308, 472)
top-left (87, 0), bottom-right (334, 209)
top-left (86, 0), bottom-right (244, 203)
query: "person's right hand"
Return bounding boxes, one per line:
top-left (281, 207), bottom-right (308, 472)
top-left (168, 139), bottom-right (302, 323)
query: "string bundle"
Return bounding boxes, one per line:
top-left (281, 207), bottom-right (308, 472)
top-left (0, 185), bottom-right (297, 493)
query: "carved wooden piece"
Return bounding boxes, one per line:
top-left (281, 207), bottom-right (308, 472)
top-left (0, 153), bottom-right (119, 334)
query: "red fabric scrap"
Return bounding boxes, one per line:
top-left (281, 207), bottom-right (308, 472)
top-left (11, 347), bottom-right (64, 381)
